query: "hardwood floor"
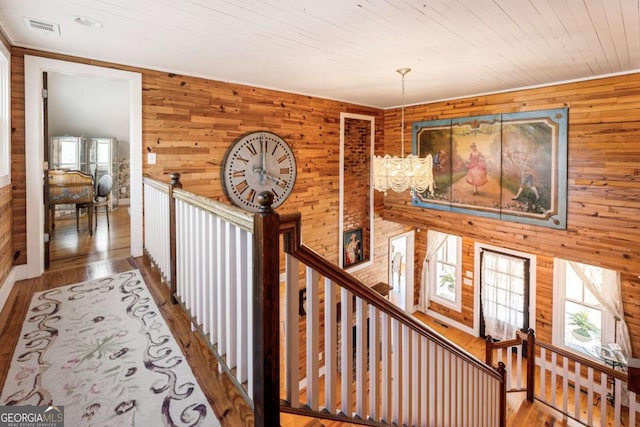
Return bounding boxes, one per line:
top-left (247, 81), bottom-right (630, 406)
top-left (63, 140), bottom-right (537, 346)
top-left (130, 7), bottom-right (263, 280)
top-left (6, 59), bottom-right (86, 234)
top-left (0, 211), bottom-right (616, 426)
top-left (1, 206), bottom-right (253, 426)
top-left (48, 205), bottom-right (131, 270)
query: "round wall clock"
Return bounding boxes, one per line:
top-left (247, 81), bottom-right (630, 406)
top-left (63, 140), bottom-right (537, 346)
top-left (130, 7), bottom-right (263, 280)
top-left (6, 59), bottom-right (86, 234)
top-left (222, 131), bottom-right (297, 212)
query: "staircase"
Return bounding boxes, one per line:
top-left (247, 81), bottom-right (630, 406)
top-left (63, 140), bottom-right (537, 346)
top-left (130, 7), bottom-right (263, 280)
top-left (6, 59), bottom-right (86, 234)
top-left (142, 175), bottom-right (507, 427)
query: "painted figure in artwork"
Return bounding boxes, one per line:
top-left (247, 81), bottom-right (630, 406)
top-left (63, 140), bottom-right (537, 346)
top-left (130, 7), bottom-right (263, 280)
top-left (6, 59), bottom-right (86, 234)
top-left (465, 142), bottom-right (488, 195)
top-left (432, 150), bottom-right (447, 190)
top-left (345, 233), bottom-right (361, 265)
top-left (507, 149), bottom-right (540, 201)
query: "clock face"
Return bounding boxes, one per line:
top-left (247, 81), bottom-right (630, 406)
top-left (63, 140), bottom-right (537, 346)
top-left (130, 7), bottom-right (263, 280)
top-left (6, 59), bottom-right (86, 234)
top-left (222, 131), bottom-right (297, 212)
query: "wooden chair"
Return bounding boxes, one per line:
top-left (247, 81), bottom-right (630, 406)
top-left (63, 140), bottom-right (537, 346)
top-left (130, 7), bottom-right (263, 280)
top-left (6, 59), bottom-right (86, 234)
top-left (93, 174), bottom-right (113, 230)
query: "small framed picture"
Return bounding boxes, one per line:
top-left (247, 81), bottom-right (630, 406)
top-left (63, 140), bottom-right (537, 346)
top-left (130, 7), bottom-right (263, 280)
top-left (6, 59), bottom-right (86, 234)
top-left (343, 227), bottom-right (363, 267)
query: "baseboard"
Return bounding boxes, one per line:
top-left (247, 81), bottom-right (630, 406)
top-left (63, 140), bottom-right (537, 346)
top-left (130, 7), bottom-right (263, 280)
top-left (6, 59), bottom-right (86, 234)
top-left (425, 309), bottom-right (477, 336)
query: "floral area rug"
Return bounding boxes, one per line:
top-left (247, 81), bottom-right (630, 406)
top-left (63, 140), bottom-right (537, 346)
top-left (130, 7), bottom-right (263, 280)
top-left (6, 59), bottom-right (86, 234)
top-left (1, 270), bottom-right (220, 426)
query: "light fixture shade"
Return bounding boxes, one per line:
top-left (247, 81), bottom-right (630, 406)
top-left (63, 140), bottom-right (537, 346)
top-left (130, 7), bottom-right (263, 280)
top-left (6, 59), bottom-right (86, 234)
top-left (372, 153), bottom-right (434, 194)
top-left (372, 67), bottom-right (434, 195)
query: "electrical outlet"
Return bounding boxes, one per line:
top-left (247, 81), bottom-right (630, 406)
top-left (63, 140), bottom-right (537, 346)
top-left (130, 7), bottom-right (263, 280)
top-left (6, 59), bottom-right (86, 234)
top-left (147, 152), bottom-right (156, 165)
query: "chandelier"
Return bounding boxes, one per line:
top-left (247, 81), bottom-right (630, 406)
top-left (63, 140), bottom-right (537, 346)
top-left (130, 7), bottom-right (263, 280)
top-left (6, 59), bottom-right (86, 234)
top-left (372, 68), bottom-right (434, 195)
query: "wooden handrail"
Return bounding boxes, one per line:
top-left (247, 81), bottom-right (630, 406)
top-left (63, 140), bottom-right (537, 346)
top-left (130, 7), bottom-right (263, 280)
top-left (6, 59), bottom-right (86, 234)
top-left (534, 338), bottom-right (628, 382)
top-left (279, 214), bottom-right (502, 380)
top-left (485, 334), bottom-right (524, 367)
top-left (173, 188), bottom-right (254, 232)
top-left (143, 175), bottom-right (169, 192)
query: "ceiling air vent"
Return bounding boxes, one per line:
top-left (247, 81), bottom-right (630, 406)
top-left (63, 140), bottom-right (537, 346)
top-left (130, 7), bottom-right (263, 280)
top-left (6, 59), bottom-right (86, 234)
top-left (23, 17), bottom-right (60, 36)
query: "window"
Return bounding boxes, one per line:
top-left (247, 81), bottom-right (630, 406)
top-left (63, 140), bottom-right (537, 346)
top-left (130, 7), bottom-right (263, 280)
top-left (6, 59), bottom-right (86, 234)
top-left (0, 41), bottom-right (10, 187)
top-left (553, 259), bottom-right (616, 360)
top-left (428, 231), bottom-right (461, 311)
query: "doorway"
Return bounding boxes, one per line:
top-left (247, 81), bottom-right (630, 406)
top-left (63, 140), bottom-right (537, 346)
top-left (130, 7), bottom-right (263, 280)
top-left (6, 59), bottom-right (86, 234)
top-left (45, 72), bottom-right (131, 269)
top-left (476, 244), bottom-right (536, 341)
top-left (23, 56), bottom-right (142, 279)
top-left (388, 231), bottom-right (415, 312)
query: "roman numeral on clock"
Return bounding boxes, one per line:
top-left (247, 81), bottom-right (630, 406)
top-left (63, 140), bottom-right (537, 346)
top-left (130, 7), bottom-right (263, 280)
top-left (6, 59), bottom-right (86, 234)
top-left (235, 180), bottom-right (249, 194)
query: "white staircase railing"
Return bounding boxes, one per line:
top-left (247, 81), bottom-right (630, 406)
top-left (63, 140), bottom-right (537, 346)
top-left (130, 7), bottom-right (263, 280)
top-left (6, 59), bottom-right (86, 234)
top-left (280, 217), bottom-right (506, 426)
top-left (143, 175), bottom-right (256, 403)
top-left (142, 178), bottom-right (171, 282)
top-left (174, 188), bottom-right (255, 398)
top-left (143, 175), bottom-right (507, 427)
top-left (487, 329), bottom-right (639, 427)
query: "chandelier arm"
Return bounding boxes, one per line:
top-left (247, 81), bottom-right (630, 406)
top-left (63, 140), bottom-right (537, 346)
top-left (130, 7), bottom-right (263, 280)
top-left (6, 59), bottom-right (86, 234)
top-left (401, 70), bottom-right (405, 157)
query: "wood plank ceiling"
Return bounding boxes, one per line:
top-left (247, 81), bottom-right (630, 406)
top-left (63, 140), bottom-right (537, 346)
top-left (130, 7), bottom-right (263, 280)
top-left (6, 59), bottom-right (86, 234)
top-left (0, 0), bottom-right (639, 108)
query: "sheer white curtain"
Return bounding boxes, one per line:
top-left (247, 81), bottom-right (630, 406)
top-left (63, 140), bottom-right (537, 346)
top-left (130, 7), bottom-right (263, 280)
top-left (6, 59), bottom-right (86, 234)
top-left (418, 230), bottom-right (448, 312)
top-left (481, 252), bottom-right (524, 341)
top-left (567, 261), bottom-right (631, 360)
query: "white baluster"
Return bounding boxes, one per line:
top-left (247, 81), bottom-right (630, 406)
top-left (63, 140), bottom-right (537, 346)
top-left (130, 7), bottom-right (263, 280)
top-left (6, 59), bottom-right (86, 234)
top-left (368, 305), bottom-right (379, 421)
top-left (355, 296), bottom-right (367, 417)
top-left (306, 267), bottom-right (319, 411)
top-left (411, 331), bottom-right (420, 426)
top-left (184, 204), bottom-right (191, 315)
top-left (516, 344), bottom-right (523, 390)
top-left (539, 348), bottom-right (546, 402)
top-left (235, 226), bottom-right (248, 384)
top-left (428, 340), bottom-right (436, 426)
top-left (201, 211), bottom-right (210, 336)
top-left (600, 373), bottom-right (607, 427)
top-left (381, 312), bottom-right (391, 422)
top-left (324, 278), bottom-right (337, 414)
top-left (285, 253), bottom-right (299, 407)
top-left (208, 213), bottom-right (218, 347)
top-left (587, 367), bottom-right (594, 425)
top-left (195, 208), bottom-right (204, 329)
top-left (177, 200), bottom-right (185, 302)
top-left (420, 337), bottom-right (428, 426)
top-left (614, 378), bottom-right (622, 427)
top-left (562, 356), bottom-right (569, 414)
top-left (628, 391), bottom-right (636, 427)
top-left (392, 319), bottom-right (402, 425)
top-left (573, 361), bottom-right (581, 419)
top-left (216, 217), bottom-right (226, 361)
top-left (402, 325), bottom-right (411, 425)
top-left (246, 230), bottom-right (254, 400)
top-left (225, 221), bottom-right (237, 369)
top-left (550, 352), bottom-right (557, 407)
top-left (340, 288), bottom-right (353, 416)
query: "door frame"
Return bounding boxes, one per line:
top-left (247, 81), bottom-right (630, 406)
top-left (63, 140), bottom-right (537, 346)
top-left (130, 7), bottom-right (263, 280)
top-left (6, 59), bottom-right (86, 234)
top-left (23, 55), bottom-right (142, 278)
top-left (388, 230), bottom-right (415, 312)
top-left (473, 242), bottom-right (536, 337)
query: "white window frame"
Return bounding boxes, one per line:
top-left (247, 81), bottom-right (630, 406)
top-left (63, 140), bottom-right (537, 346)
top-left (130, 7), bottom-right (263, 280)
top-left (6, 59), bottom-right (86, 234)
top-left (0, 41), bottom-right (10, 187)
top-left (552, 259), bottom-right (616, 360)
top-left (428, 231), bottom-right (462, 312)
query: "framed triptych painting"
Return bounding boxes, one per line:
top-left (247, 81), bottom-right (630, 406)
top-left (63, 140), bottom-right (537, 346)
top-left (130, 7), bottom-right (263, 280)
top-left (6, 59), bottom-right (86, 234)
top-left (412, 107), bottom-right (568, 230)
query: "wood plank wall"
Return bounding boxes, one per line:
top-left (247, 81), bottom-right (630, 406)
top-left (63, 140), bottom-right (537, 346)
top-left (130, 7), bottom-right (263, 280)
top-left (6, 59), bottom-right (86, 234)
top-left (9, 48), bottom-right (399, 286)
top-left (0, 30), bottom-right (12, 291)
top-left (381, 74), bottom-right (640, 356)
top-left (10, 47), bottom-right (638, 357)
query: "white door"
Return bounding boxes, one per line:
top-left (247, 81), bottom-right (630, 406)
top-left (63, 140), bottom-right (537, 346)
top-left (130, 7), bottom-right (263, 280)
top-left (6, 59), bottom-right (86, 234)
top-left (388, 231), bottom-right (415, 311)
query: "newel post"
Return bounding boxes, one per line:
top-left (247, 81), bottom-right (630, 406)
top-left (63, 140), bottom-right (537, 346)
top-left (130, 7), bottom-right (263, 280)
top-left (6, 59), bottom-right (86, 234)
top-left (252, 191), bottom-right (280, 427)
top-left (485, 335), bottom-right (494, 367)
top-left (497, 361), bottom-right (507, 427)
top-left (526, 328), bottom-right (536, 403)
top-left (168, 172), bottom-right (182, 304)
